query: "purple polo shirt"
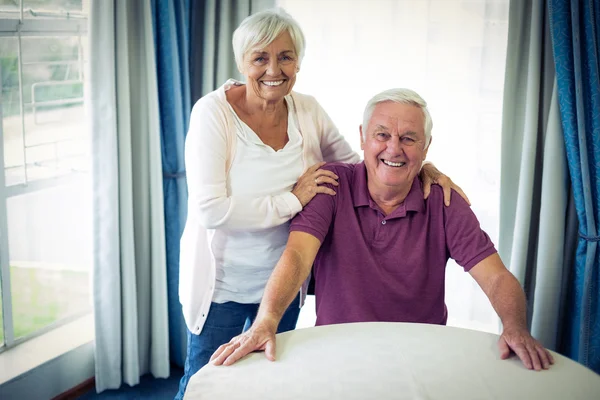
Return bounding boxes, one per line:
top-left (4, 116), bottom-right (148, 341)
top-left (290, 162), bottom-right (497, 326)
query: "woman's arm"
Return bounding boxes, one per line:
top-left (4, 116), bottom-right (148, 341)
top-left (186, 99), bottom-right (302, 231)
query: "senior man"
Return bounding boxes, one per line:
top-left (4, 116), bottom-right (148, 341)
top-left (210, 88), bottom-right (554, 371)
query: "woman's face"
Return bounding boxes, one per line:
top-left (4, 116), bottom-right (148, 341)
top-left (241, 31), bottom-right (298, 103)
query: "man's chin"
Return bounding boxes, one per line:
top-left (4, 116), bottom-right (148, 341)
top-left (376, 172), bottom-right (413, 187)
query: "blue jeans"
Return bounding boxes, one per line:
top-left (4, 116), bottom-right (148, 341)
top-left (174, 294), bottom-right (300, 399)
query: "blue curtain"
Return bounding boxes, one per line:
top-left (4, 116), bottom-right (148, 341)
top-left (152, 0), bottom-right (191, 368)
top-left (549, 0), bottom-right (600, 372)
top-left (152, 0), bottom-right (273, 369)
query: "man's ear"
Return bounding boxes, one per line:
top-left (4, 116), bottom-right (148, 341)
top-left (359, 125), bottom-right (365, 150)
top-left (423, 136), bottom-right (432, 160)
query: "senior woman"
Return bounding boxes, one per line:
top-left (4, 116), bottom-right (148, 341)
top-left (175, 8), bottom-right (467, 399)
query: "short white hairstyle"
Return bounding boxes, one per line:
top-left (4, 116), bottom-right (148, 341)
top-left (362, 88), bottom-right (433, 148)
top-left (232, 8), bottom-right (306, 72)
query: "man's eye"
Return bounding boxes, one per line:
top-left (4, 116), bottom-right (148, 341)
top-left (401, 137), bottom-right (416, 144)
top-left (376, 133), bottom-right (390, 140)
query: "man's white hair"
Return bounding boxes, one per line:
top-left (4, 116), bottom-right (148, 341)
top-left (362, 88), bottom-right (433, 147)
top-left (232, 8), bottom-right (305, 72)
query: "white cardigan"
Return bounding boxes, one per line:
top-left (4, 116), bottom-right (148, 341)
top-left (179, 80), bottom-right (360, 334)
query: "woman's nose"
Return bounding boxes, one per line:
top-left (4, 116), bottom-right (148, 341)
top-left (267, 58), bottom-right (281, 75)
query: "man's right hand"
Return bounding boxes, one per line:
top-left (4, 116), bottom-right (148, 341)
top-left (210, 319), bottom-right (278, 366)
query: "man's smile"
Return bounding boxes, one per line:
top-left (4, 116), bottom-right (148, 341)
top-left (381, 159), bottom-right (406, 167)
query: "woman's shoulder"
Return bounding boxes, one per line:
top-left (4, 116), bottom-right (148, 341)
top-left (290, 90), bottom-right (321, 109)
top-left (192, 79), bottom-right (241, 112)
top-left (192, 91), bottom-right (223, 114)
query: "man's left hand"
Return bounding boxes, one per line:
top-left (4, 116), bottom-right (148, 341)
top-left (498, 327), bottom-right (555, 370)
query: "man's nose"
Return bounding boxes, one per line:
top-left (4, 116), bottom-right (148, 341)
top-left (387, 136), bottom-right (405, 153)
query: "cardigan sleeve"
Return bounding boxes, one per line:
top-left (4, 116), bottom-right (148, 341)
top-left (185, 96), bottom-right (302, 231)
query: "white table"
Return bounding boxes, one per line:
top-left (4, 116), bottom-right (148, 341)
top-left (184, 322), bottom-right (600, 400)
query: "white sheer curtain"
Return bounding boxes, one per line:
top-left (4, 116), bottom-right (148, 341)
top-left (281, 0), bottom-right (509, 333)
top-left (89, 0), bottom-right (170, 392)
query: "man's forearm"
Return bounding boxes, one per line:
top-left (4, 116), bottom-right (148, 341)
top-left (209, 233), bottom-right (320, 367)
top-left (487, 271), bottom-right (528, 330)
top-left (474, 258), bottom-right (554, 370)
top-left (255, 247), bottom-right (312, 328)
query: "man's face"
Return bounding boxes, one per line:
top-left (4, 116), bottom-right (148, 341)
top-left (360, 101), bottom-right (429, 193)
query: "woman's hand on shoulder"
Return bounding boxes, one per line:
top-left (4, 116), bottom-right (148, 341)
top-left (420, 162), bottom-right (471, 207)
top-left (292, 162), bottom-right (339, 207)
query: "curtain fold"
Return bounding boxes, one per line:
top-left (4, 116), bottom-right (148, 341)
top-left (153, 0), bottom-right (191, 369)
top-left (155, 0), bottom-right (274, 368)
top-left (499, 0), bottom-right (575, 352)
top-left (549, 0), bottom-right (600, 373)
top-left (89, 0), bottom-right (170, 392)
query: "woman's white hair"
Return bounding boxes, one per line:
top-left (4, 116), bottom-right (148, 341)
top-left (232, 8), bottom-right (306, 72)
top-left (362, 88), bottom-right (433, 148)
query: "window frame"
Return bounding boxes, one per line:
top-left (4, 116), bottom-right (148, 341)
top-left (0, 0), bottom-right (88, 353)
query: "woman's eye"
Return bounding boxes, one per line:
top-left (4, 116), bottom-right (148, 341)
top-left (254, 57), bottom-right (266, 63)
top-left (280, 55), bottom-right (295, 64)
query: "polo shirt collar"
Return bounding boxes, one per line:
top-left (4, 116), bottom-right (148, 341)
top-left (351, 162), bottom-right (425, 214)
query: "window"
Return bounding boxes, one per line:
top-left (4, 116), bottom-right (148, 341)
top-left (0, 0), bottom-right (90, 350)
top-left (283, 0), bottom-right (509, 333)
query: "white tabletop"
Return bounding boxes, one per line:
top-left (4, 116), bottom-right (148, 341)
top-left (184, 322), bottom-right (600, 400)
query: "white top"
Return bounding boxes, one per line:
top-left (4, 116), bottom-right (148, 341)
top-left (212, 97), bottom-right (304, 303)
top-left (184, 322), bottom-right (600, 400)
top-left (179, 80), bottom-right (361, 334)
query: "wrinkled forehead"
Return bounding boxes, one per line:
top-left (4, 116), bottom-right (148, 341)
top-left (368, 103), bottom-right (425, 134)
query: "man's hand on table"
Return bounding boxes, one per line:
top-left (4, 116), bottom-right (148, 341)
top-left (210, 317), bottom-right (278, 366)
top-left (498, 326), bottom-right (555, 371)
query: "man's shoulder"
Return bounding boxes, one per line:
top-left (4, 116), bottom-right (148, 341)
top-left (322, 162), bottom-right (358, 176)
top-left (320, 162), bottom-right (361, 190)
top-left (426, 184), bottom-right (471, 209)
top-left (425, 184), bottom-right (443, 204)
